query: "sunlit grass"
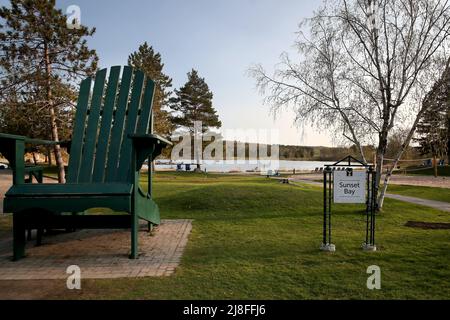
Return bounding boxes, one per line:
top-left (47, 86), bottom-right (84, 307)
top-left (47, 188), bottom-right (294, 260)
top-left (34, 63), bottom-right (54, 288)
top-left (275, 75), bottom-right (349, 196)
top-left (1, 172), bottom-right (449, 299)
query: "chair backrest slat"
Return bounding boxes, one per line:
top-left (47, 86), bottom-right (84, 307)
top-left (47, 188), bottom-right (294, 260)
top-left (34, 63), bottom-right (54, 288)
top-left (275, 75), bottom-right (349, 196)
top-left (78, 68), bottom-right (107, 183)
top-left (67, 66), bottom-right (156, 184)
top-left (92, 66), bottom-right (121, 183)
top-left (104, 66), bottom-right (133, 182)
top-left (137, 79), bottom-right (155, 134)
top-left (116, 70), bottom-right (145, 181)
top-left (67, 77), bottom-right (92, 183)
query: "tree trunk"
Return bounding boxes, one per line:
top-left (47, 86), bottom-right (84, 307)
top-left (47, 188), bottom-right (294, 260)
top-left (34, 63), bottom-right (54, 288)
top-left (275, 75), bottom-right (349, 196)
top-left (378, 112), bottom-right (425, 209)
top-left (372, 122), bottom-right (390, 211)
top-left (47, 147), bottom-right (52, 166)
top-left (448, 138), bottom-right (450, 165)
top-left (434, 155), bottom-right (438, 178)
top-left (44, 42), bottom-right (66, 183)
top-left (374, 148), bottom-right (385, 211)
top-left (193, 121), bottom-right (202, 171)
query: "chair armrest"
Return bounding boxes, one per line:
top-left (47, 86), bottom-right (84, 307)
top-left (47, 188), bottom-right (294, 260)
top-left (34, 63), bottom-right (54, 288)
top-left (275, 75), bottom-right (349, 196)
top-left (0, 134), bottom-right (27, 184)
top-left (128, 134), bottom-right (173, 147)
top-left (128, 134), bottom-right (172, 198)
top-left (0, 133), bottom-right (26, 142)
top-left (0, 133), bottom-right (69, 146)
top-left (0, 133), bottom-right (71, 184)
top-left (128, 134), bottom-right (172, 172)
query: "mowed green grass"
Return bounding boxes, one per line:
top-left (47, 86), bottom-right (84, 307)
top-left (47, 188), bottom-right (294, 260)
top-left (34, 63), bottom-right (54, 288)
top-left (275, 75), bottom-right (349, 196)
top-left (76, 173), bottom-right (450, 299)
top-left (387, 184), bottom-right (450, 203)
top-left (1, 172), bottom-right (449, 299)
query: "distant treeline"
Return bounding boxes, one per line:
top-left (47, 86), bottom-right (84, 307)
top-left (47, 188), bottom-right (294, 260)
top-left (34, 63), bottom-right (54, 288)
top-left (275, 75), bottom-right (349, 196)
top-left (167, 139), bottom-right (377, 162)
top-left (278, 144), bottom-right (375, 161)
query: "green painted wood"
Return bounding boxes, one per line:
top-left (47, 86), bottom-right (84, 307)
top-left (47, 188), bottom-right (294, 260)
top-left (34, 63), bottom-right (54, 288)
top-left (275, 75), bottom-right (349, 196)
top-left (117, 70), bottom-right (145, 181)
top-left (5, 196), bottom-right (131, 215)
top-left (78, 68), bottom-right (108, 183)
top-left (6, 183), bottom-right (132, 197)
top-left (92, 66), bottom-right (121, 182)
top-left (136, 80), bottom-right (156, 197)
top-left (12, 140), bottom-right (25, 185)
top-left (21, 215), bottom-right (132, 230)
top-left (130, 147), bottom-right (139, 259)
top-left (67, 77), bottom-right (93, 183)
top-left (13, 213), bottom-right (26, 261)
top-left (148, 113), bottom-right (154, 197)
top-left (0, 133), bottom-right (26, 140)
top-left (129, 134), bottom-right (172, 172)
top-left (24, 166), bottom-right (44, 173)
top-left (136, 188), bottom-right (160, 224)
top-left (105, 66), bottom-right (133, 182)
top-left (24, 138), bottom-right (60, 145)
top-left (136, 79), bottom-right (155, 134)
top-left (129, 133), bottom-right (172, 146)
top-left (0, 136), bottom-right (25, 184)
top-left (3, 66), bottom-right (172, 261)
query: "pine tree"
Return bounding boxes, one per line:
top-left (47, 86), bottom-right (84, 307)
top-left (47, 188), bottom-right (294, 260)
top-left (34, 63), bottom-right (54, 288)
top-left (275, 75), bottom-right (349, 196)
top-left (128, 42), bottom-right (173, 137)
top-left (0, 0), bottom-right (98, 183)
top-left (415, 61), bottom-right (450, 164)
top-left (170, 69), bottom-right (222, 133)
top-left (170, 69), bottom-right (222, 169)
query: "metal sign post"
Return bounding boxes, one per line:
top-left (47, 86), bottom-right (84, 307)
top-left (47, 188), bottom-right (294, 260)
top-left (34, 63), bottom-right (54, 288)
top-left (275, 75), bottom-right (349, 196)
top-left (321, 166), bottom-right (334, 252)
top-left (320, 156), bottom-right (377, 252)
top-left (364, 166), bottom-right (377, 251)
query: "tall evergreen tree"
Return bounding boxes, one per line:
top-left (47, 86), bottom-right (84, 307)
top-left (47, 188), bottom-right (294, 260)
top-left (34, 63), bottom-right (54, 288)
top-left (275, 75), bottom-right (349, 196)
top-left (170, 69), bottom-right (222, 169)
top-left (415, 61), bottom-right (450, 164)
top-left (128, 42), bottom-right (173, 136)
top-left (0, 0), bottom-right (98, 183)
top-left (170, 69), bottom-right (221, 133)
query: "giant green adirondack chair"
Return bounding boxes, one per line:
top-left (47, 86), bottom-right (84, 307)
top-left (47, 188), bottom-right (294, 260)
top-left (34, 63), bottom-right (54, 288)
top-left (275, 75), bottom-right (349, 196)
top-left (1, 66), bottom-right (171, 261)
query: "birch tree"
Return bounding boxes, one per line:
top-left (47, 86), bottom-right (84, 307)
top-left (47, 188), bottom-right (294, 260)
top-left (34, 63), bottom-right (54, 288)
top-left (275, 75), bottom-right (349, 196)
top-left (251, 0), bottom-right (450, 209)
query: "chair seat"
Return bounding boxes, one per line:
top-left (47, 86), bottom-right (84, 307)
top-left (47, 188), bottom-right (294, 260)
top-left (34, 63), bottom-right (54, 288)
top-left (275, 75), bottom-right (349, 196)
top-left (4, 183), bottom-right (133, 214)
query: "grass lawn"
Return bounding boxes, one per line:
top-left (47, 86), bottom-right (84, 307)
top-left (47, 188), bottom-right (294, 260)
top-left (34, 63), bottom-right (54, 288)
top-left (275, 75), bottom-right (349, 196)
top-left (386, 184), bottom-right (450, 203)
top-left (1, 172), bottom-right (449, 299)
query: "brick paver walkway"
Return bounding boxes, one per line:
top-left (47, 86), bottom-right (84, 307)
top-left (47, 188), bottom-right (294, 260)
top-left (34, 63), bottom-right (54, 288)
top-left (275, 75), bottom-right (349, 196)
top-left (0, 219), bottom-right (192, 280)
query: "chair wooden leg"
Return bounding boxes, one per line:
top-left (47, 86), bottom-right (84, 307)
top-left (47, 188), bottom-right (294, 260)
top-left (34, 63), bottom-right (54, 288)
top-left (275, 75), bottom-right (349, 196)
top-left (13, 213), bottom-right (26, 261)
top-left (36, 171), bottom-right (43, 183)
top-left (130, 214), bottom-right (139, 259)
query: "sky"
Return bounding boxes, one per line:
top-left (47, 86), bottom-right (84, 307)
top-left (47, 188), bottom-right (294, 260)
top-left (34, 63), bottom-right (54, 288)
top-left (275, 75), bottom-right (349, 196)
top-left (4, 0), bottom-right (334, 146)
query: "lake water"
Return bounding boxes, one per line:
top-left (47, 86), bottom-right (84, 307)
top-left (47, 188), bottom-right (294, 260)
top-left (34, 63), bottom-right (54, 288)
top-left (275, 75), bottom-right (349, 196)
top-left (153, 160), bottom-right (357, 173)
